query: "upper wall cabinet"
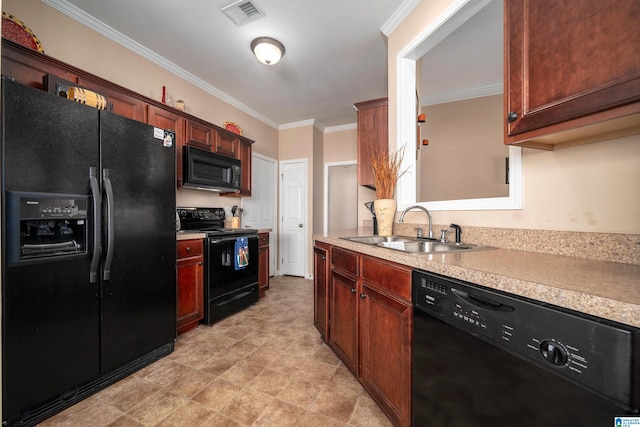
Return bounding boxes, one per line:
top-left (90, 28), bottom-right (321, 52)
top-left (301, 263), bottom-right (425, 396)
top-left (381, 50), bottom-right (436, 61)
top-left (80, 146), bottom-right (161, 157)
top-left (505, 0), bottom-right (640, 149)
top-left (355, 98), bottom-right (388, 188)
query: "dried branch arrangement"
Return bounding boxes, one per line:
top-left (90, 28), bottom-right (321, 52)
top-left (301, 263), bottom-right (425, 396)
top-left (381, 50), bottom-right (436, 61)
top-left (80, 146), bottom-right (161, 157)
top-left (371, 146), bottom-right (407, 199)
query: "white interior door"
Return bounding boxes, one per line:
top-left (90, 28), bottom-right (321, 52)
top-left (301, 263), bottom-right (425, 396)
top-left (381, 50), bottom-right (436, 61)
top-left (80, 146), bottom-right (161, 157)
top-left (242, 153), bottom-right (277, 276)
top-left (279, 159), bottom-right (307, 277)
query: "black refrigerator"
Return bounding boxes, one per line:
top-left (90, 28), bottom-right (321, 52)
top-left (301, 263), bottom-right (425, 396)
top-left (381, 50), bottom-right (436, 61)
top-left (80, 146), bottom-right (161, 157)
top-left (1, 78), bottom-right (177, 426)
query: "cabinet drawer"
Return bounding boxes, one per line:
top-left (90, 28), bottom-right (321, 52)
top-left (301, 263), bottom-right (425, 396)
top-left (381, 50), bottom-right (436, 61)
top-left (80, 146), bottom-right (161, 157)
top-left (177, 239), bottom-right (203, 259)
top-left (331, 247), bottom-right (359, 276)
top-left (258, 232), bottom-right (269, 246)
top-left (361, 255), bottom-right (411, 301)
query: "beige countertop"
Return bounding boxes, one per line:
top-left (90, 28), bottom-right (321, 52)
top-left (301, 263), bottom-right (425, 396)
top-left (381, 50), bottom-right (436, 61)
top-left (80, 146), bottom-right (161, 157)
top-left (176, 231), bottom-right (206, 241)
top-left (315, 228), bottom-right (640, 328)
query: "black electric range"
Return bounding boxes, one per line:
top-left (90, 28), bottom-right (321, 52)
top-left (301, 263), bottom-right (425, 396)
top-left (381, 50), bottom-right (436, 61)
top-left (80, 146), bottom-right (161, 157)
top-left (177, 207), bottom-right (259, 324)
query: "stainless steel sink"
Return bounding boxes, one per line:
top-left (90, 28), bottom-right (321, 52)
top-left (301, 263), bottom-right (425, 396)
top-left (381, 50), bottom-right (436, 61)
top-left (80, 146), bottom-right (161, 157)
top-left (342, 235), bottom-right (495, 254)
top-left (343, 236), bottom-right (415, 244)
top-left (377, 240), bottom-right (472, 253)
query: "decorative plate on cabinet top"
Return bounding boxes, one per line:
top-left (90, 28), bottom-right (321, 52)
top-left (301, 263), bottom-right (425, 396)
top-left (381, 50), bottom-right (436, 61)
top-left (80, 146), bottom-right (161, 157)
top-left (2, 12), bottom-right (44, 53)
top-left (223, 121), bottom-right (243, 135)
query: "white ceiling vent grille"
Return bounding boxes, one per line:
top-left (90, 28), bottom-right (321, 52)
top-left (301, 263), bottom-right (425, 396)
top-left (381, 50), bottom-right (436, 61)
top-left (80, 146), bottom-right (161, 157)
top-left (220, 0), bottom-right (266, 26)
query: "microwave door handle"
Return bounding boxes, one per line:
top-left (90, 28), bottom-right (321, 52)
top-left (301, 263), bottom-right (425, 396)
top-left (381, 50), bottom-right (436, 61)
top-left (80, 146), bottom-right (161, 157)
top-left (102, 169), bottom-right (115, 281)
top-left (89, 167), bottom-right (102, 283)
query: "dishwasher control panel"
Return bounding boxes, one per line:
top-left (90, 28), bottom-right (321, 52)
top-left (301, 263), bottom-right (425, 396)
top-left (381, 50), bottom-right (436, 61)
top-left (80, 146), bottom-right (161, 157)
top-left (412, 269), bottom-right (639, 410)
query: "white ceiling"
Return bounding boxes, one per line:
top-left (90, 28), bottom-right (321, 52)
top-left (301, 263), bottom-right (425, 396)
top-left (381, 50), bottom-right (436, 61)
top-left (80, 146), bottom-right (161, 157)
top-left (45, 0), bottom-right (501, 129)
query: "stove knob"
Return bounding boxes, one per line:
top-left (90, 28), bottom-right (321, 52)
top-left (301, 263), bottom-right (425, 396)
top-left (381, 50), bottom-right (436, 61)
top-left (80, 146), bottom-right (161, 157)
top-left (539, 340), bottom-right (568, 366)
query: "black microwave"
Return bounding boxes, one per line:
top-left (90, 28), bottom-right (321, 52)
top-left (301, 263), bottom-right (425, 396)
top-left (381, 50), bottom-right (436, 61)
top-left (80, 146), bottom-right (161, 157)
top-left (183, 146), bottom-right (241, 192)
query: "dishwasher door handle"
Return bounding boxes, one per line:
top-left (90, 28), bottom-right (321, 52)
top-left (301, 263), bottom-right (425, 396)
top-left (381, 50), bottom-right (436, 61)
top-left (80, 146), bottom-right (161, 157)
top-left (451, 288), bottom-right (514, 312)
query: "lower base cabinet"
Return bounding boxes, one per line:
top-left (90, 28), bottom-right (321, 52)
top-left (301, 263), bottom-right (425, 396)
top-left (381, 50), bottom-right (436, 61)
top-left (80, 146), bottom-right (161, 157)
top-left (320, 243), bottom-right (412, 427)
top-left (360, 256), bottom-right (412, 427)
top-left (177, 239), bottom-right (204, 334)
top-left (258, 232), bottom-right (270, 298)
top-left (329, 268), bottom-right (360, 374)
top-left (313, 242), bottom-right (330, 341)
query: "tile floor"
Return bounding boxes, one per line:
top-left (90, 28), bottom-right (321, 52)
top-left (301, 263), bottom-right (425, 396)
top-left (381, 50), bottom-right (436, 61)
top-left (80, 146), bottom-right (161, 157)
top-left (39, 276), bottom-right (394, 427)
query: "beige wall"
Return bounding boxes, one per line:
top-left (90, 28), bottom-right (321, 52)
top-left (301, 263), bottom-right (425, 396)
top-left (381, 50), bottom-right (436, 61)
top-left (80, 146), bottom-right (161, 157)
top-left (313, 126), bottom-right (325, 235)
top-left (323, 128), bottom-right (357, 162)
top-left (389, 0), bottom-right (640, 234)
top-left (3, 0), bottom-right (279, 210)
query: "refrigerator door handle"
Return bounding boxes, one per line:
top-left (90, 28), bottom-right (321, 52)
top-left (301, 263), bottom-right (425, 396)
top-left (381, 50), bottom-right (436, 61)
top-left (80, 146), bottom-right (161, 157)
top-left (103, 168), bottom-right (115, 281)
top-left (89, 167), bottom-right (102, 283)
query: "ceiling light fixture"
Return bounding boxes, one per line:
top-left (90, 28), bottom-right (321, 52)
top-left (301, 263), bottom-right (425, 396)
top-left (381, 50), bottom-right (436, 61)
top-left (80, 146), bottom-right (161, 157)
top-left (251, 37), bottom-right (285, 65)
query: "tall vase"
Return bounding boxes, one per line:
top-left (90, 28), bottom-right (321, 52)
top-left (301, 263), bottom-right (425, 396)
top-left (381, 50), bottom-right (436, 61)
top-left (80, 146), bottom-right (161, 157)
top-left (373, 199), bottom-right (397, 236)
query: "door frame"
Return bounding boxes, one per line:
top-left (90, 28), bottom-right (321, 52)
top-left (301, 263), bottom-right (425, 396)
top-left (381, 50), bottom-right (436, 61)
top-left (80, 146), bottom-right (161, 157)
top-left (278, 158), bottom-right (308, 278)
top-left (323, 160), bottom-right (357, 233)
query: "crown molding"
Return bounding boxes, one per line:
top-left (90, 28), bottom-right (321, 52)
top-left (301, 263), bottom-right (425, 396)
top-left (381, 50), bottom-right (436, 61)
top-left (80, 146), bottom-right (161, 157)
top-left (325, 123), bottom-right (357, 133)
top-left (279, 119), bottom-right (317, 131)
top-left (381, 0), bottom-right (420, 37)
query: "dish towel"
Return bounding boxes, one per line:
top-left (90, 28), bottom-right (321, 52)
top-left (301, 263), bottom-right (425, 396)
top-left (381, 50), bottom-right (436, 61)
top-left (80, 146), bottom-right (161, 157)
top-left (234, 237), bottom-right (249, 270)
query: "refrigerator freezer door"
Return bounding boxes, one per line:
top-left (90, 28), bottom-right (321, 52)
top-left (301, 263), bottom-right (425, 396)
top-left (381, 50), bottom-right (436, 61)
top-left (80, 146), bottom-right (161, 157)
top-left (98, 112), bottom-right (177, 372)
top-left (2, 79), bottom-right (101, 420)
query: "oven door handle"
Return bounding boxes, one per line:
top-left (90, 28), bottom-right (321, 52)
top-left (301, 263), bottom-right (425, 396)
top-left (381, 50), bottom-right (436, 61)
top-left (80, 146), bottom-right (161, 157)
top-left (209, 235), bottom-right (257, 244)
top-left (102, 168), bottom-right (115, 281)
top-left (89, 167), bottom-right (102, 284)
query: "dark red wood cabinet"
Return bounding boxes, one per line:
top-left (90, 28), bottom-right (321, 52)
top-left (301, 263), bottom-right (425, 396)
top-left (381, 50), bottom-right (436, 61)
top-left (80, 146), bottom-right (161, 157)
top-left (505, 0), bottom-right (640, 148)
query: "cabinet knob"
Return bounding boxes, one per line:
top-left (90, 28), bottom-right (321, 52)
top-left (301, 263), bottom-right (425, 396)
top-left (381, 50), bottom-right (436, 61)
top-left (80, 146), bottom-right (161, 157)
top-left (198, 262), bottom-right (202, 265)
top-left (359, 293), bottom-right (367, 299)
top-left (321, 255), bottom-right (326, 260)
top-left (507, 111), bottom-right (518, 122)
top-left (186, 246), bottom-right (191, 251)
top-left (350, 288), bottom-right (356, 294)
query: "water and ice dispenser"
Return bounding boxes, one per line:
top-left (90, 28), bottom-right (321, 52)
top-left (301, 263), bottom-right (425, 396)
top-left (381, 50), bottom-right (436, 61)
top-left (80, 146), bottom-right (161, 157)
top-left (6, 191), bottom-right (88, 265)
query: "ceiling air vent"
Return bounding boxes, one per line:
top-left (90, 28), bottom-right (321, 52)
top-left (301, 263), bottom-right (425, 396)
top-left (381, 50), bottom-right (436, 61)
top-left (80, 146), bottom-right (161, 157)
top-left (220, 0), bottom-right (266, 26)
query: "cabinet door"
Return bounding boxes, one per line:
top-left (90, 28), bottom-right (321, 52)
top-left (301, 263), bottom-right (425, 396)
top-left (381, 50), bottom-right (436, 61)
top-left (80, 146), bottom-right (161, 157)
top-left (215, 130), bottom-right (239, 157)
top-left (505, 0), bottom-right (640, 142)
top-left (329, 270), bottom-right (359, 375)
top-left (77, 77), bottom-right (145, 121)
top-left (221, 139), bottom-right (252, 197)
top-left (258, 232), bottom-right (270, 298)
top-left (185, 119), bottom-right (216, 151)
top-left (355, 98), bottom-right (388, 188)
top-left (177, 239), bottom-right (204, 335)
top-left (177, 256), bottom-right (204, 334)
top-left (360, 283), bottom-right (412, 427)
top-left (147, 104), bottom-right (185, 188)
top-left (313, 243), bottom-right (329, 341)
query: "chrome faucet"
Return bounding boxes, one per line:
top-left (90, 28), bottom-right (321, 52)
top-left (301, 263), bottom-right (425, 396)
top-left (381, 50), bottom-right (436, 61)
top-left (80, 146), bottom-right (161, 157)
top-left (399, 205), bottom-right (433, 239)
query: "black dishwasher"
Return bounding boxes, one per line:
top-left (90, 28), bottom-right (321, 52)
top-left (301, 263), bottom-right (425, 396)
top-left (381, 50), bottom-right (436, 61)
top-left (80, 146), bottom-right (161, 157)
top-left (412, 270), bottom-right (639, 427)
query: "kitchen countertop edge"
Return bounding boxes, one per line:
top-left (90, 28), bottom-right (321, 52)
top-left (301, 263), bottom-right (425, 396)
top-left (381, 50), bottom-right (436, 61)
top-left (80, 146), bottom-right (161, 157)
top-left (176, 232), bottom-right (206, 241)
top-left (315, 229), bottom-right (640, 328)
